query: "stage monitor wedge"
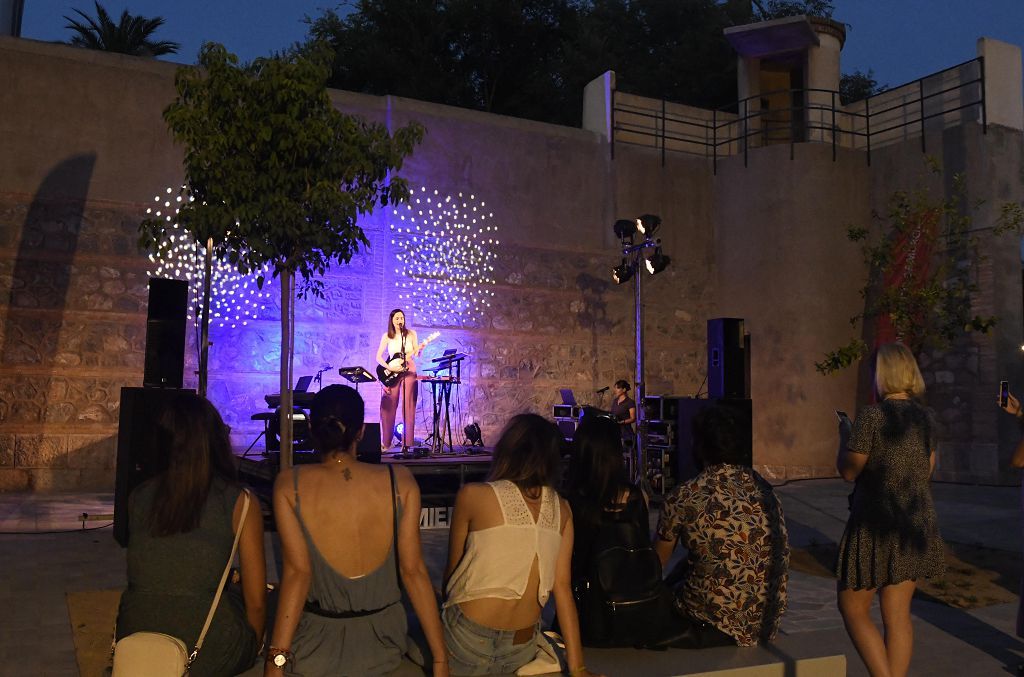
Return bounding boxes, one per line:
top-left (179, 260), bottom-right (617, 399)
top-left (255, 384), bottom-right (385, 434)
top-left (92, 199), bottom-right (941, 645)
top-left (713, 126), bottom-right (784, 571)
top-left (143, 277), bottom-right (188, 388)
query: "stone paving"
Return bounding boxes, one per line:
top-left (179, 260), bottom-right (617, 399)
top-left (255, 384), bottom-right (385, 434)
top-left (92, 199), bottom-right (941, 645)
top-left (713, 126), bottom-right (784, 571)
top-left (1, 479), bottom-right (1022, 676)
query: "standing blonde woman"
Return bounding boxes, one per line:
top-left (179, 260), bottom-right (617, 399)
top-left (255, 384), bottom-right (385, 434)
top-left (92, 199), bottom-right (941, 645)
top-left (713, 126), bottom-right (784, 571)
top-left (835, 343), bottom-right (945, 677)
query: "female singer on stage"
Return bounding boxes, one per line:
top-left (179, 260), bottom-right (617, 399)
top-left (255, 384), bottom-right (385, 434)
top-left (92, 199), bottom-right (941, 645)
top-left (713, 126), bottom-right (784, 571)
top-left (376, 309), bottom-right (420, 453)
top-left (609, 380), bottom-right (637, 445)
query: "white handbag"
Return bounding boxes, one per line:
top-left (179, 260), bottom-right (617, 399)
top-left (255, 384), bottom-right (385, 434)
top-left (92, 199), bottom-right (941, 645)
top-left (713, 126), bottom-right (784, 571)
top-left (516, 630), bottom-right (566, 676)
top-left (112, 491), bottom-right (251, 676)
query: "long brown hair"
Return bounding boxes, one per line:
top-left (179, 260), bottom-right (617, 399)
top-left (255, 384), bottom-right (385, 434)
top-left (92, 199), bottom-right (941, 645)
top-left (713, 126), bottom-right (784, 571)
top-left (564, 416), bottom-right (630, 528)
top-left (148, 393), bottom-right (238, 537)
top-left (487, 414), bottom-right (564, 491)
top-left (386, 308), bottom-right (407, 339)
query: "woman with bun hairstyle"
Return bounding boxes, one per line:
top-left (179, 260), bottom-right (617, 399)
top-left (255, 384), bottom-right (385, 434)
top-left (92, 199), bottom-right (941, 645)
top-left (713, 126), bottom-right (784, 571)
top-left (267, 385), bottom-right (447, 676)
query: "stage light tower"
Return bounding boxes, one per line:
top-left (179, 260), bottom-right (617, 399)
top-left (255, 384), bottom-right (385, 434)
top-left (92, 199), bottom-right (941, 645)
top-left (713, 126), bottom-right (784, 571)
top-left (609, 214), bottom-right (671, 492)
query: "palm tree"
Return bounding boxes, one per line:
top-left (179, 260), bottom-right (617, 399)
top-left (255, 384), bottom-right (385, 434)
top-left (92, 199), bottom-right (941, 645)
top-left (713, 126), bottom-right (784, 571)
top-left (64, 1), bottom-right (180, 56)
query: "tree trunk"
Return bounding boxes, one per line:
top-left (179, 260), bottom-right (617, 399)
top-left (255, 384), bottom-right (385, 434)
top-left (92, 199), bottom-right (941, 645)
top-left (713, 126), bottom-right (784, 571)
top-left (279, 269), bottom-right (294, 468)
top-left (198, 237), bottom-right (213, 398)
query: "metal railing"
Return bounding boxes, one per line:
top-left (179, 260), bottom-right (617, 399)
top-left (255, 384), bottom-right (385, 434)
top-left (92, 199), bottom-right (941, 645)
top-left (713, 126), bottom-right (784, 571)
top-left (610, 57), bottom-right (986, 172)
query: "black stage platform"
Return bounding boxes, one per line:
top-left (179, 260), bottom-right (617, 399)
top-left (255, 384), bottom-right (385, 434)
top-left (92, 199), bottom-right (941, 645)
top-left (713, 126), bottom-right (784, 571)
top-left (236, 445), bottom-right (493, 529)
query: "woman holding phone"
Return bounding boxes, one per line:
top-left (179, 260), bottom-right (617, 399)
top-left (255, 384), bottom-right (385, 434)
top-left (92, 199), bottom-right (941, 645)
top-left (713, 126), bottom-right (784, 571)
top-left (834, 343), bottom-right (945, 677)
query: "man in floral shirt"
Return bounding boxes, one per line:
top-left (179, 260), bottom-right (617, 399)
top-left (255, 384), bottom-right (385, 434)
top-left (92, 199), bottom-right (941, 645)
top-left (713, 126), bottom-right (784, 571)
top-left (655, 401), bottom-right (789, 647)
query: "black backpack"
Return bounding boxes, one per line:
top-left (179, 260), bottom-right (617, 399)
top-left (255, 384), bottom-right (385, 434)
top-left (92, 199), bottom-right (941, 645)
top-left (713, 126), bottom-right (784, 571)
top-left (572, 496), bottom-right (676, 647)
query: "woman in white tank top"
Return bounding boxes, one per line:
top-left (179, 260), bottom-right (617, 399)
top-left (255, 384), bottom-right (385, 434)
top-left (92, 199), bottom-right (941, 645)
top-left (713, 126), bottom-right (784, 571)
top-left (375, 309), bottom-right (420, 453)
top-left (442, 414), bottom-right (603, 677)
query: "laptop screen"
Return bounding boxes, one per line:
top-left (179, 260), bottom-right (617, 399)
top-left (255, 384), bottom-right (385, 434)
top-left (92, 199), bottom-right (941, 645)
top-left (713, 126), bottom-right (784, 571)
top-left (295, 375), bottom-right (313, 393)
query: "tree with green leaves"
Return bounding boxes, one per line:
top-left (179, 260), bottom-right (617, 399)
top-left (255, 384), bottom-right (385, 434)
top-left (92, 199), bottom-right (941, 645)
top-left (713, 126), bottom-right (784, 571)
top-left (816, 158), bottom-right (1020, 375)
top-left (139, 43), bottom-right (424, 465)
top-left (839, 69), bottom-right (886, 105)
top-left (750, 0), bottom-right (834, 20)
top-left (64, 1), bottom-right (179, 56)
top-left (303, 0), bottom-right (754, 126)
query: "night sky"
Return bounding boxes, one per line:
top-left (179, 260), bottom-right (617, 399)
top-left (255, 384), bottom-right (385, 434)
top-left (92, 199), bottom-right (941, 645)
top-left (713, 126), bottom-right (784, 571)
top-left (19, 1), bottom-right (1024, 101)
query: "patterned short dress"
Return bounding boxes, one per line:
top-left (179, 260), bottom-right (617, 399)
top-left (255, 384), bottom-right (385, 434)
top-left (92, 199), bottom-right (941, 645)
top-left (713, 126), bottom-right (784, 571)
top-left (835, 399), bottom-right (946, 590)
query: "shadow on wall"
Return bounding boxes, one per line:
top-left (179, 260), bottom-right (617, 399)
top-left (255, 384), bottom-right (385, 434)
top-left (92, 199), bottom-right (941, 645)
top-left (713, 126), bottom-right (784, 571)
top-left (575, 271), bottom-right (617, 387)
top-left (1, 154), bottom-right (96, 490)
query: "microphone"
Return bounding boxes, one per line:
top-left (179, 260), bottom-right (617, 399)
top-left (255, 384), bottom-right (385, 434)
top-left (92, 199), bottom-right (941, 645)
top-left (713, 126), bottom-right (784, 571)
top-left (321, 364), bottom-right (332, 371)
top-left (596, 386), bottom-right (609, 394)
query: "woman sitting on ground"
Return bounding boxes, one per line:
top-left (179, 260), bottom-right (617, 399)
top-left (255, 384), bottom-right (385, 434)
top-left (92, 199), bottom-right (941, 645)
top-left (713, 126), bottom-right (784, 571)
top-left (116, 392), bottom-right (266, 677)
top-left (442, 413), bottom-right (602, 676)
top-left (266, 384), bottom-right (447, 676)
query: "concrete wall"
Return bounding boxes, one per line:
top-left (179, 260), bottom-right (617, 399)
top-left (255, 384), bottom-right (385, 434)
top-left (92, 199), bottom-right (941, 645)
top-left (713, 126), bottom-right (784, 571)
top-left (712, 143), bottom-right (869, 477)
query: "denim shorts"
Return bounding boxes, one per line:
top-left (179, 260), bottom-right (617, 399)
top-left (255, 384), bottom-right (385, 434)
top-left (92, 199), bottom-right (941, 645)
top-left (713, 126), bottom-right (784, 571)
top-left (442, 604), bottom-right (539, 676)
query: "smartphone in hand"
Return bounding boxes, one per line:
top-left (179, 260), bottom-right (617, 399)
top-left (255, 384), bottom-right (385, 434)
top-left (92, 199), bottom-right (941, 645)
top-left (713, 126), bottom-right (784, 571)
top-left (999, 381), bottom-right (1009, 408)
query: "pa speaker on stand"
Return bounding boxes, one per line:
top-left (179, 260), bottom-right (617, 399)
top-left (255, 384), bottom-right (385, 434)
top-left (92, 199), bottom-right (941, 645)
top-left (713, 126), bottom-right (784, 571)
top-left (707, 317), bottom-right (750, 399)
top-left (143, 277), bottom-right (188, 388)
top-left (115, 277), bottom-right (191, 546)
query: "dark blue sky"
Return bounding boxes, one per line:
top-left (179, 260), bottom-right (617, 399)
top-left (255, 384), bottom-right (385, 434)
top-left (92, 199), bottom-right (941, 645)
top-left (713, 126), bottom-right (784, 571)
top-left (20, 1), bottom-right (1024, 94)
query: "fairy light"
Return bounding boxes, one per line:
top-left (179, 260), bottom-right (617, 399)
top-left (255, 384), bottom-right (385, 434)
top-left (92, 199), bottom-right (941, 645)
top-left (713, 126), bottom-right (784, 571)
top-left (389, 187), bottom-right (499, 326)
top-left (144, 185), bottom-right (272, 328)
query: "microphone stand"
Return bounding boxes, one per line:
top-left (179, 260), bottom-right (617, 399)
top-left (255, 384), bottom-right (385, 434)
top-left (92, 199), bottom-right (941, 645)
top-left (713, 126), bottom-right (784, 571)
top-left (314, 365), bottom-right (332, 391)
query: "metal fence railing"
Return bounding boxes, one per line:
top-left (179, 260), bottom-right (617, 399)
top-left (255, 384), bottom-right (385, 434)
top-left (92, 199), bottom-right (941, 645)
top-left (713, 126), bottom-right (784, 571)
top-left (610, 57), bottom-right (986, 173)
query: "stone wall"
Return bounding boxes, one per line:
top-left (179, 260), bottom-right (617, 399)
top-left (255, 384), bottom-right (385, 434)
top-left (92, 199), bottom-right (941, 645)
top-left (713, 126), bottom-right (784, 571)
top-left (1, 36), bottom-right (1021, 490)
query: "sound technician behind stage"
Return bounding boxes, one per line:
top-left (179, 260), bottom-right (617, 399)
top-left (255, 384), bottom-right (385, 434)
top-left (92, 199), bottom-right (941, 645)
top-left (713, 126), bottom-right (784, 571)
top-left (609, 380), bottom-right (637, 445)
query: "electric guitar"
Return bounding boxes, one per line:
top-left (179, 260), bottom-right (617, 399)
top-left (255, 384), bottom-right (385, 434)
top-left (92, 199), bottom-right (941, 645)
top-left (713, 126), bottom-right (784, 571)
top-left (376, 331), bottom-right (440, 387)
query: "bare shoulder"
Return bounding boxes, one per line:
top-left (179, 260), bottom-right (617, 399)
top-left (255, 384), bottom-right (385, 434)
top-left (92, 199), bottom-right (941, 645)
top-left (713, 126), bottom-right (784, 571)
top-left (390, 463), bottom-right (418, 490)
top-left (273, 466), bottom-right (296, 494)
top-left (455, 481), bottom-right (493, 505)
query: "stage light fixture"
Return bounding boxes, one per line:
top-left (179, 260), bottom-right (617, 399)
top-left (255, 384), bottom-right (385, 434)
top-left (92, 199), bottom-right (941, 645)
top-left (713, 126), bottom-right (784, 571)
top-left (613, 219), bottom-right (637, 239)
top-left (464, 422), bottom-right (483, 446)
top-left (612, 259), bottom-right (635, 285)
top-left (645, 248), bottom-right (671, 275)
top-left (636, 214), bottom-right (661, 238)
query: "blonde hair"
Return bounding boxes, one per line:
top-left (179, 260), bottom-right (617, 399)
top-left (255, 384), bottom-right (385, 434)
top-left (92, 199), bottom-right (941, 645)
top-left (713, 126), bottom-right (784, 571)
top-left (874, 343), bottom-right (925, 399)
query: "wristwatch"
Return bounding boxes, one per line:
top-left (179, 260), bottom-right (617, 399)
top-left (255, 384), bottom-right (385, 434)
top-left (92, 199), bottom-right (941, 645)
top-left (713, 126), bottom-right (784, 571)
top-left (267, 647), bottom-right (293, 668)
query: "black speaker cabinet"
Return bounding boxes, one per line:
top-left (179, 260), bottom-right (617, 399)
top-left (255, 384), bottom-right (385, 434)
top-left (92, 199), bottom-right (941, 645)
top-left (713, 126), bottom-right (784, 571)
top-left (144, 277), bottom-right (188, 388)
top-left (357, 422), bottom-right (382, 463)
top-left (707, 318), bottom-right (750, 399)
top-left (675, 398), bottom-right (752, 483)
top-left (114, 387), bottom-right (193, 546)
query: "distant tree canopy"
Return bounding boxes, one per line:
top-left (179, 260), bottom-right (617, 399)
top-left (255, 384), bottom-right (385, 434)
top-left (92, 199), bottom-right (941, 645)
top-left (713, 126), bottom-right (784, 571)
top-left (839, 69), bottom-right (887, 105)
top-left (303, 0), bottom-right (867, 126)
top-left (750, 0), bottom-right (834, 20)
top-left (64, 1), bottom-right (179, 56)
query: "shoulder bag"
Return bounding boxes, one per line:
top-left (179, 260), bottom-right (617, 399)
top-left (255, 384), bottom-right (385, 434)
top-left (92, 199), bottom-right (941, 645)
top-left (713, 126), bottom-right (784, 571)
top-left (111, 489), bottom-right (251, 677)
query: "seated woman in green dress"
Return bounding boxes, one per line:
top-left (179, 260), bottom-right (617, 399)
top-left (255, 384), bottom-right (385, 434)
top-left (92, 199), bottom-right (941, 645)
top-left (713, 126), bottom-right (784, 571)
top-left (116, 392), bottom-right (266, 676)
